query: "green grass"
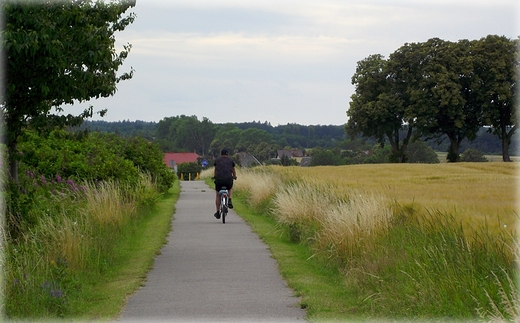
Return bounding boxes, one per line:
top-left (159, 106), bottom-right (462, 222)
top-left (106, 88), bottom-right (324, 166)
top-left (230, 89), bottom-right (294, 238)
top-left (4, 180), bottom-right (180, 322)
top-left (233, 191), bottom-right (365, 322)
top-left (76, 181), bottom-right (180, 320)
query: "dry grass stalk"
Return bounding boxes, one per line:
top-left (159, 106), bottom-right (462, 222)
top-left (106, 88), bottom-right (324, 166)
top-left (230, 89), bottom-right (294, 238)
top-left (82, 181), bottom-right (132, 227)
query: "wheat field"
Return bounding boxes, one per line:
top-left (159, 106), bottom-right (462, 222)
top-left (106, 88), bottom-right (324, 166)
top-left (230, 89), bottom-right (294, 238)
top-left (265, 162), bottom-right (518, 236)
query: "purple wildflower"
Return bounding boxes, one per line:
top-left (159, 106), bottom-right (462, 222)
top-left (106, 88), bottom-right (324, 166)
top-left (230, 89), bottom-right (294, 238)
top-left (41, 281), bottom-right (52, 290)
top-left (55, 174), bottom-right (62, 183)
top-left (50, 288), bottom-right (63, 298)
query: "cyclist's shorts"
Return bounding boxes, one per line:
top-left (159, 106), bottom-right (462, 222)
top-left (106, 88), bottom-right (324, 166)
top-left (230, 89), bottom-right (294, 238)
top-left (215, 178), bottom-right (233, 191)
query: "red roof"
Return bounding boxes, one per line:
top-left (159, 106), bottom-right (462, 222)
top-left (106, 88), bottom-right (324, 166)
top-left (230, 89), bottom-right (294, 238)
top-left (164, 152), bottom-right (200, 168)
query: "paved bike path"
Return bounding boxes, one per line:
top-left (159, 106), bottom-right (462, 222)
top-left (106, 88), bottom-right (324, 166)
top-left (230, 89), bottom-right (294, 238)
top-left (118, 181), bottom-right (306, 322)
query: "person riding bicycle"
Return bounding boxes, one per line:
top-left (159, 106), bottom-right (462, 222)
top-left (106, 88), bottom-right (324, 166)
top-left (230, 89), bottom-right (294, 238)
top-left (213, 149), bottom-right (237, 219)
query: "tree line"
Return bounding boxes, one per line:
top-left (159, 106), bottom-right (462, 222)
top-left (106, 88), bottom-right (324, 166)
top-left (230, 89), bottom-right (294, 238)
top-left (84, 115), bottom-right (517, 165)
top-left (84, 117), bottom-right (348, 157)
top-left (347, 35), bottom-right (518, 162)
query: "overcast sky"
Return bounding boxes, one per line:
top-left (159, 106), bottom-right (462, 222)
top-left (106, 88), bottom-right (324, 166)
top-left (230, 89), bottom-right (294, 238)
top-left (64, 0), bottom-right (519, 126)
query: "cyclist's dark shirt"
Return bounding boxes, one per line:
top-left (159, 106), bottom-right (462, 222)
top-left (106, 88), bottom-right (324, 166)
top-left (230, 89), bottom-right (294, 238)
top-left (214, 156), bottom-right (235, 180)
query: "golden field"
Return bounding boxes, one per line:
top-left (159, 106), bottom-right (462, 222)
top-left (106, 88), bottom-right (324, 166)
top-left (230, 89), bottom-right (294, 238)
top-left (261, 162), bottom-right (518, 236)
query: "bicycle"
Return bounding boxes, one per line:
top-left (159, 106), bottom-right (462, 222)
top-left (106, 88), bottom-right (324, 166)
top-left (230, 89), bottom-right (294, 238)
top-left (218, 186), bottom-right (229, 224)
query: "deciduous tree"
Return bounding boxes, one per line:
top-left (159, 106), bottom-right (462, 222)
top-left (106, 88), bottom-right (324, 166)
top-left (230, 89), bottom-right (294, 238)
top-left (2, 0), bottom-right (136, 182)
top-left (474, 35), bottom-right (518, 162)
top-left (346, 54), bottom-right (412, 162)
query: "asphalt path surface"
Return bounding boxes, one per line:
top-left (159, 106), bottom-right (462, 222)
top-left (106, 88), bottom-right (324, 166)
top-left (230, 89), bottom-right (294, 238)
top-left (117, 181), bottom-right (306, 322)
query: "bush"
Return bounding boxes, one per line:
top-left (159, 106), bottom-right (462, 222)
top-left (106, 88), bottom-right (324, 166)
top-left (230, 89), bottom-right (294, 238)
top-left (20, 130), bottom-right (139, 182)
top-left (406, 141), bottom-right (440, 163)
top-left (177, 162), bottom-right (202, 180)
top-left (461, 148), bottom-right (488, 162)
top-left (310, 147), bottom-right (341, 166)
top-left (364, 144), bottom-right (391, 163)
top-left (18, 130), bottom-right (175, 191)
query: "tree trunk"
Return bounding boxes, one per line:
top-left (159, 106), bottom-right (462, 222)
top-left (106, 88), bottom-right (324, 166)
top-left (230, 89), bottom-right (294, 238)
top-left (446, 135), bottom-right (461, 162)
top-left (501, 125), bottom-right (516, 162)
top-left (399, 126), bottom-right (413, 163)
top-left (386, 131), bottom-right (401, 163)
top-left (502, 138), bottom-right (511, 162)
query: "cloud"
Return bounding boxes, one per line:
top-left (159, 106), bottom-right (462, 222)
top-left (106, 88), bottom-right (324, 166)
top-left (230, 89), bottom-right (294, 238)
top-left (64, 0), bottom-right (518, 126)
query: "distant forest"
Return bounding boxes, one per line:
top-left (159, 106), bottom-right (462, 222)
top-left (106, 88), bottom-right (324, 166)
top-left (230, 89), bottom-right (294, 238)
top-left (81, 119), bottom-right (518, 157)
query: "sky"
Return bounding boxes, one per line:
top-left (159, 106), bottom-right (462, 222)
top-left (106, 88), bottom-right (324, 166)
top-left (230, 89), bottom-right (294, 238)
top-left (63, 0), bottom-right (519, 126)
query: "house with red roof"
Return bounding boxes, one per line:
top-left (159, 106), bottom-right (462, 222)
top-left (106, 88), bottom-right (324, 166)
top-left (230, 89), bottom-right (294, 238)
top-left (163, 152), bottom-right (200, 172)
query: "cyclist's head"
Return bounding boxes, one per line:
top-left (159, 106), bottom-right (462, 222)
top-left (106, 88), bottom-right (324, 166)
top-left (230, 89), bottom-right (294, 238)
top-left (221, 149), bottom-right (228, 156)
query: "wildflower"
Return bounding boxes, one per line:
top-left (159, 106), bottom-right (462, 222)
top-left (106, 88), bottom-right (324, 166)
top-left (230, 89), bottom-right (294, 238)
top-left (41, 175), bottom-right (47, 185)
top-left (50, 288), bottom-right (63, 298)
top-left (41, 281), bottom-right (52, 290)
top-left (55, 174), bottom-right (62, 183)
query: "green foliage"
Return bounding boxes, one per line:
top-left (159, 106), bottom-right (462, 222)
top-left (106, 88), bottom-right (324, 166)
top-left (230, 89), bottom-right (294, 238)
top-left (363, 144), bottom-right (391, 163)
top-left (461, 148), bottom-right (488, 162)
top-left (476, 35), bottom-right (518, 161)
top-left (4, 126), bottom-right (175, 318)
top-left (82, 120), bottom-right (157, 141)
top-left (19, 130), bottom-right (137, 182)
top-left (17, 130), bottom-right (175, 192)
top-left (406, 140), bottom-right (440, 163)
top-left (279, 155), bottom-right (299, 166)
top-left (154, 115), bottom-right (216, 156)
top-left (347, 35), bottom-right (518, 163)
top-left (177, 162), bottom-right (202, 180)
top-left (310, 147), bottom-right (342, 166)
top-left (2, 0), bottom-right (136, 181)
top-left (121, 136), bottom-right (176, 192)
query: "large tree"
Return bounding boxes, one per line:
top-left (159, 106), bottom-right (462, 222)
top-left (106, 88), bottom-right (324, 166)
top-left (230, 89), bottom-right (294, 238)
top-left (474, 35), bottom-right (518, 162)
top-left (346, 54), bottom-right (412, 162)
top-left (2, 0), bottom-right (136, 183)
top-left (174, 116), bottom-right (216, 156)
top-left (410, 38), bottom-right (482, 162)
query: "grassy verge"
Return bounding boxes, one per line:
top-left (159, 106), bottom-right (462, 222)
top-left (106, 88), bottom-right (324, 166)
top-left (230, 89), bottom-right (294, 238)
top-left (78, 181), bottom-right (180, 321)
top-left (4, 180), bottom-right (180, 322)
top-left (232, 194), bottom-right (363, 322)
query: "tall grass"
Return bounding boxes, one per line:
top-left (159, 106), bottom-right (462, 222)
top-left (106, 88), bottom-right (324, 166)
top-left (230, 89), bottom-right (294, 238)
top-left (232, 164), bottom-right (518, 321)
top-left (4, 174), bottom-right (161, 318)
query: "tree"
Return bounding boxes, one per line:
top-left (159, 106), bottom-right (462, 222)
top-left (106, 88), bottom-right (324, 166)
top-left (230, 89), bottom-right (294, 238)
top-left (310, 147), bottom-right (341, 166)
top-left (174, 116), bottom-right (216, 156)
top-left (236, 128), bottom-right (272, 152)
top-left (210, 123), bottom-right (242, 156)
top-left (347, 54), bottom-right (413, 162)
top-left (408, 39), bottom-right (482, 162)
top-left (2, 0), bottom-right (136, 183)
top-left (474, 35), bottom-right (518, 162)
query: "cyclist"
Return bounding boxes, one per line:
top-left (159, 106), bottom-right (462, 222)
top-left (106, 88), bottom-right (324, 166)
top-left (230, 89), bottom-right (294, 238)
top-left (213, 149), bottom-right (237, 219)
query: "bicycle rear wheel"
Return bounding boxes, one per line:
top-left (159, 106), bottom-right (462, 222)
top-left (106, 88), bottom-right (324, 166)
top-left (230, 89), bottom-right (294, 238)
top-left (221, 196), bottom-right (227, 224)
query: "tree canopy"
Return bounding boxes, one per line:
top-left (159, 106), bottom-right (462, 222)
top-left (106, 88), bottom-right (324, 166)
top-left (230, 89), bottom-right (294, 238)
top-left (1, 0), bottom-right (136, 182)
top-left (347, 35), bottom-right (518, 162)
